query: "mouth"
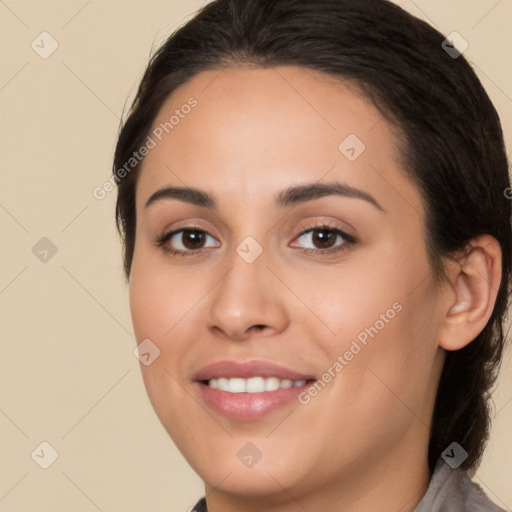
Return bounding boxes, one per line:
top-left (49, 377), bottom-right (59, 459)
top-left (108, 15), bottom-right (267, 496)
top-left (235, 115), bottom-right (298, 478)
top-left (192, 360), bottom-right (318, 421)
top-left (195, 378), bottom-right (317, 421)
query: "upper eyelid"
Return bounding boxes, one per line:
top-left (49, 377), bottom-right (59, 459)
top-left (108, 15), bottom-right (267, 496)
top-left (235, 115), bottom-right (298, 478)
top-left (167, 223), bottom-right (350, 237)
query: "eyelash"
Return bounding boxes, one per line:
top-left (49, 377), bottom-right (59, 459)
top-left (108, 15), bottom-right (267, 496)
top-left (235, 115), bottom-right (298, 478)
top-left (154, 223), bottom-right (357, 258)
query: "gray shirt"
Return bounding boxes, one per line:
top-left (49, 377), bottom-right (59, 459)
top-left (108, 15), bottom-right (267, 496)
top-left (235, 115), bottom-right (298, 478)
top-left (190, 458), bottom-right (507, 511)
top-left (413, 458), bottom-right (507, 511)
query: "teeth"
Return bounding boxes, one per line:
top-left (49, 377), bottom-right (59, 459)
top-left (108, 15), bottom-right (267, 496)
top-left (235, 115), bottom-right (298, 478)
top-left (207, 377), bottom-right (308, 393)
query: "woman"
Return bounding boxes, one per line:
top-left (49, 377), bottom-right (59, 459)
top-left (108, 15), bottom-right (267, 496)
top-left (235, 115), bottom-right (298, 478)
top-left (113, 0), bottom-right (511, 510)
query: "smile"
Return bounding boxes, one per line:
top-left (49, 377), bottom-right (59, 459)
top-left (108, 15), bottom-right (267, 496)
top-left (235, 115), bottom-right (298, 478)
top-left (207, 376), bottom-right (308, 393)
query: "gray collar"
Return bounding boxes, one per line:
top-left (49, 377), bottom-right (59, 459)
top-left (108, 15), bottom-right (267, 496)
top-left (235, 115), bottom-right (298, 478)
top-left (413, 458), bottom-right (506, 511)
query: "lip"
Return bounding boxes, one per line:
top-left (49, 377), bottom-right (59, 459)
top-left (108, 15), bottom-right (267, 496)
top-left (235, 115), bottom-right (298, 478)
top-left (192, 359), bottom-right (317, 381)
top-left (192, 360), bottom-right (317, 421)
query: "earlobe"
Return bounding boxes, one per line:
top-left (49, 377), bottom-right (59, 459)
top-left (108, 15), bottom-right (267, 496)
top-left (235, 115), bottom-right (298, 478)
top-left (438, 235), bottom-right (502, 351)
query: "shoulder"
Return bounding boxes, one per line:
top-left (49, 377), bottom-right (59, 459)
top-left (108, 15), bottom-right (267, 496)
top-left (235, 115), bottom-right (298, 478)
top-left (414, 459), bottom-right (507, 512)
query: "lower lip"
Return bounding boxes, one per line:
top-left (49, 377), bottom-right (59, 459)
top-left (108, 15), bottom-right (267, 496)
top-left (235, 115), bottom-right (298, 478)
top-left (196, 381), bottom-right (315, 421)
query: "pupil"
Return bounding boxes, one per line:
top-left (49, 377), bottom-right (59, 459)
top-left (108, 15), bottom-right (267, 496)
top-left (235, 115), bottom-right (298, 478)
top-left (313, 229), bottom-right (335, 248)
top-left (183, 230), bottom-right (204, 249)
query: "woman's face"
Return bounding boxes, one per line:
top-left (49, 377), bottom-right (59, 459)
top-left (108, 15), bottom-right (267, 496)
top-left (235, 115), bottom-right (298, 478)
top-left (129, 66), bottom-right (447, 499)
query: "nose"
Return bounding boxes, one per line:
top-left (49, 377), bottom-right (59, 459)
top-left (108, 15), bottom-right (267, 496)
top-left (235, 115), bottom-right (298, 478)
top-left (205, 247), bottom-right (289, 342)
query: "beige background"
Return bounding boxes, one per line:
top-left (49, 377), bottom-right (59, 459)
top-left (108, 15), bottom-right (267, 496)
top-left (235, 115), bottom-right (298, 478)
top-left (0, 0), bottom-right (511, 510)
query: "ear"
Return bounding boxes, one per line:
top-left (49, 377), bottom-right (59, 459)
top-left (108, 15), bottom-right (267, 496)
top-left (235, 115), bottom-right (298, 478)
top-left (438, 234), bottom-right (502, 351)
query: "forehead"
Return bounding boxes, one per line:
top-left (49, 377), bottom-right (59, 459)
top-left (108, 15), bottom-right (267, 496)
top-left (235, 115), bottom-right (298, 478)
top-left (136, 65), bottom-right (422, 216)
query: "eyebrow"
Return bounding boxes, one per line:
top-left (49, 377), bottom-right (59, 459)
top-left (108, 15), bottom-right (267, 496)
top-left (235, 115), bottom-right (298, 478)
top-left (144, 181), bottom-right (385, 212)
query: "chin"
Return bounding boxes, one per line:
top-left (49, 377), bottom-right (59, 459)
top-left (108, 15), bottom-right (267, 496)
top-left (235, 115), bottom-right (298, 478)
top-left (185, 444), bottom-right (313, 496)
top-left (203, 467), bottom-right (299, 497)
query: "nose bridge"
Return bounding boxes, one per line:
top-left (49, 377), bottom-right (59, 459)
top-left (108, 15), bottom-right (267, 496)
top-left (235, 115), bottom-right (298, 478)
top-left (205, 237), bottom-right (288, 339)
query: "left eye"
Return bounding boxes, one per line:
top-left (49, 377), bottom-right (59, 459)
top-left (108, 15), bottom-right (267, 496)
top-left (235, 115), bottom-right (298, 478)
top-left (291, 227), bottom-right (354, 251)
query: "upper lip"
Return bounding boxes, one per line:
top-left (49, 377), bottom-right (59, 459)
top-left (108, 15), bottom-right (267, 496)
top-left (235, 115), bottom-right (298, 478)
top-left (192, 360), bottom-right (317, 381)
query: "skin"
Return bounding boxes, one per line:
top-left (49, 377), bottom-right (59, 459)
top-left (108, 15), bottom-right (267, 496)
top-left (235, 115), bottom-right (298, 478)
top-left (128, 66), bottom-right (501, 512)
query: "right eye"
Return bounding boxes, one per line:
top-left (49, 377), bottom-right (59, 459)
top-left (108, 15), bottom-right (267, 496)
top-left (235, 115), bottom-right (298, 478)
top-left (155, 228), bottom-right (220, 256)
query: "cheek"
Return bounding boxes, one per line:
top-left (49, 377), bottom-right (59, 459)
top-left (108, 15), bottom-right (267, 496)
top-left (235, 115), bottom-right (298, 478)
top-left (296, 253), bottom-right (407, 344)
top-left (129, 249), bottom-right (204, 342)
top-left (129, 253), bottom-right (204, 437)
top-left (128, 250), bottom-right (212, 404)
top-left (129, 269), bottom-right (168, 342)
top-left (307, 242), bottom-right (440, 404)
